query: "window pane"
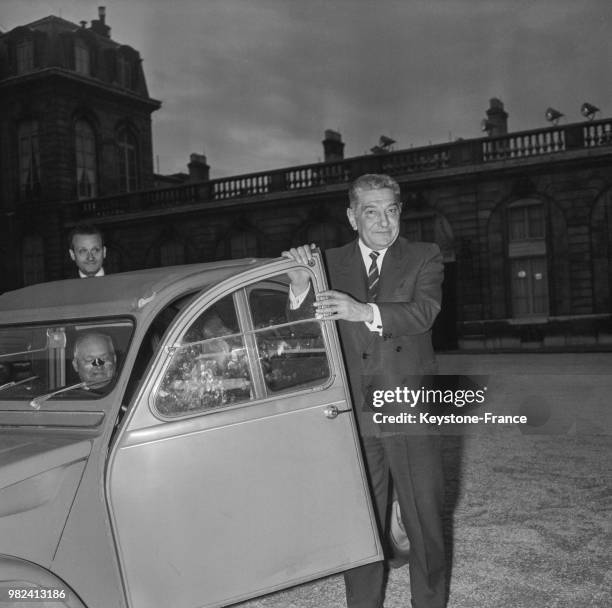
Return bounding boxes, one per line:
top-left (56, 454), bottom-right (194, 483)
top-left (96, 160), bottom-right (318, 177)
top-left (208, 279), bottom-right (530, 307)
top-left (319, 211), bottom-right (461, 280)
top-left (155, 295), bottom-right (251, 416)
top-left (17, 40), bottom-right (34, 73)
top-left (509, 204), bottom-right (545, 240)
top-left (527, 205), bottom-right (544, 238)
top-left (75, 120), bottom-right (97, 198)
top-left (74, 39), bottom-right (90, 75)
top-left (117, 55), bottom-right (132, 88)
top-left (184, 296), bottom-right (239, 342)
top-left (156, 335), bottom-right (252, 416)
top-left (509, 207), bottom-right (527, 241)
top-left (249, 276), bottom-right (330, 394)
top-left (118, 129), bottom-right (138, 192)
top-left (255, 321), bottom-right (329, 393)
top-left (249, 283), bottom-right (294, 328)
top-left (18, 120), bottom-right (40, 198)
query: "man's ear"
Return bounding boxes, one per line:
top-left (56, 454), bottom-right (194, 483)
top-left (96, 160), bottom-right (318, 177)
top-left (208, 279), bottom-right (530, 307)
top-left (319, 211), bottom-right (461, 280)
top-left (102, 246), bottom-right (107, 260)
top-left (72, 359), bottom-right (78, 373)
top-left (69, 249), bottom-right (76, 261)
top-left (346, 207), bottom-right (358, 231)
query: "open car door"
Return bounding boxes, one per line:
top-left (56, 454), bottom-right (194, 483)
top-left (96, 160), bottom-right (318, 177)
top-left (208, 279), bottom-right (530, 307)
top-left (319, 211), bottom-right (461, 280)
top-left (107, 252), bottom-right (382, 608)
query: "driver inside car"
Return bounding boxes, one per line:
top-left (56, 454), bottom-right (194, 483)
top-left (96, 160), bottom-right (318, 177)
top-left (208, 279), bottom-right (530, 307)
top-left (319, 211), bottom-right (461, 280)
top-left (72, 332), bottom-right (117, 388)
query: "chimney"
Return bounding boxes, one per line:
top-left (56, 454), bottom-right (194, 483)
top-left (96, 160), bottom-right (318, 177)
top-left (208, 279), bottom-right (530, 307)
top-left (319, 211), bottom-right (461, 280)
top-left (484, 98), bottom-right (508, 136)
top-left (188, 153), bottom-right (210, 182)
top-left (90, 6), bottom-right (111, 38)
top-left (322, 129), bottom-right (345, 162)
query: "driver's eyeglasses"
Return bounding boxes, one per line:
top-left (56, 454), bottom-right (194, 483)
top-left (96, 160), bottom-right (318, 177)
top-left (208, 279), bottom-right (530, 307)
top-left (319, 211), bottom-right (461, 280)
top-left (82, 356), bottom-right (112, 366)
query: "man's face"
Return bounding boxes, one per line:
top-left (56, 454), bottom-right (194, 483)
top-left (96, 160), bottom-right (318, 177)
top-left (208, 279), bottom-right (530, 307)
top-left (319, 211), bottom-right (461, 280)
top-left (347, 188), bottom-right (401, 250)
top-left (70, 234), bottom-right (106, 277)
top-left (72, 336), bottom-right (116, 387)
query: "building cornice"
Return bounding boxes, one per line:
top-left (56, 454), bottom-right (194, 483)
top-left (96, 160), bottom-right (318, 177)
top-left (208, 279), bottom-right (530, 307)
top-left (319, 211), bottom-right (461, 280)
top-left (0, 67), bottom-right (161, 110)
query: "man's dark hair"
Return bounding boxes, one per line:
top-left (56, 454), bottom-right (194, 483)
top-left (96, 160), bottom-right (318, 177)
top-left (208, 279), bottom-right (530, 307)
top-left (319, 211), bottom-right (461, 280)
top-left (68, 224), bottom-right (104, 251)
top-left (348, 173), bottom-right (401, 209)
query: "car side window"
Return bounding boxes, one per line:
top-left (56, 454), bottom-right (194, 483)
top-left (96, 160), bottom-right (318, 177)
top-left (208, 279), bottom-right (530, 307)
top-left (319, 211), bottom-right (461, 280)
top-left (155, 295), bottom-right (252, 416)
top-left (248, 278), bottom-right (329, 394)
top-left (154, 273), bottom-right (331, 418)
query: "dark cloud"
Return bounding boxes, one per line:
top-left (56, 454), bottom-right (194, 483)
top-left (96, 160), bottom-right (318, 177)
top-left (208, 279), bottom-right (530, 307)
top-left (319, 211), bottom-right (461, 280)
top-left (5, 0), bottom-right (612, 177)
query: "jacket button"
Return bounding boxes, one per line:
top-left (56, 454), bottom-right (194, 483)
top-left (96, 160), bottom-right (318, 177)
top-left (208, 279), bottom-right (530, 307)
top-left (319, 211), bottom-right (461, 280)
top-left (362, 353), bottom-right (369, 359)
top-left (396, 346), bottom-right (402, 352)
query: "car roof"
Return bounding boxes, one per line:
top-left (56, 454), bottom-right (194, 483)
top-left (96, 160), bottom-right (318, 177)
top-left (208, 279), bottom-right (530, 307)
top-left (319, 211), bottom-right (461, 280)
top-left (0, 259), bottom-right (269, 324)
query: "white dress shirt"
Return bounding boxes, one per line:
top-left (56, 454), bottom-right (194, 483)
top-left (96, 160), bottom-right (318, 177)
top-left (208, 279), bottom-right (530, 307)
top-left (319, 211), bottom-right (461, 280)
top-left (289, 240), bottom-right (387, 334)
top-left (79, 268), bottom-right (105, 278)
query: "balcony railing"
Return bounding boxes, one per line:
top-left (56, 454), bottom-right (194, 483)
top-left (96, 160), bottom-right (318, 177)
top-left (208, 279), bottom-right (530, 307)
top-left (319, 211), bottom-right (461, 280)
top-left (64, 117), bottom-right (612, 221)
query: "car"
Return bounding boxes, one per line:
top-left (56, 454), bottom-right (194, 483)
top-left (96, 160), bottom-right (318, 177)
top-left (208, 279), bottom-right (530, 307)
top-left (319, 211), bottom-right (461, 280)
top-left (0, 253), bottom-right (382, 608)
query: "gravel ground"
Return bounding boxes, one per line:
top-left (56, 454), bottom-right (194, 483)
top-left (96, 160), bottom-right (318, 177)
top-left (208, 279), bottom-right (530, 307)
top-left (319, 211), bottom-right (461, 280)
top-left (234, 354), bottom-right (612, 608)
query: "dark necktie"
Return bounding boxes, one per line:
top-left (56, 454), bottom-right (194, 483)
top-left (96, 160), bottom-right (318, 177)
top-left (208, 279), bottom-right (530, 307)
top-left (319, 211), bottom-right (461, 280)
top-left (367, 251), bottom-right (380, 302)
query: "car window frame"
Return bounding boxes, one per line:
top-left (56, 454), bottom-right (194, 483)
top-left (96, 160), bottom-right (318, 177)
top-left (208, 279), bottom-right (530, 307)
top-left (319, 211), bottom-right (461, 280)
top-left (0, 315), bottom-right (135, 404)
top-left (149, 267), bottom-right (336, 422)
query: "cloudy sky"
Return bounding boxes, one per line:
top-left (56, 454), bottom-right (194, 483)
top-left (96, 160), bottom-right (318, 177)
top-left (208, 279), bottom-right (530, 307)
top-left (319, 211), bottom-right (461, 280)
top-left (3, 0), bottom-right (612, 177)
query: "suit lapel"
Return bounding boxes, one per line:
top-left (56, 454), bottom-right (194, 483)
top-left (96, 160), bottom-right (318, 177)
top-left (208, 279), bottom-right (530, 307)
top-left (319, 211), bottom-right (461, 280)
top-left (331, 240), bottom-right (371, 349)
top-left (332, 240), bottom-right (367, 301)
top-left (378, 238), bottom-right (404, 301)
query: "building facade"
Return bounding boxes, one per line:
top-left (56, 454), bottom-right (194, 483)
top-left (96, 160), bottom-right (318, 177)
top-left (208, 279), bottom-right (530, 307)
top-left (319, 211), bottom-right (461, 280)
top-left (1, 11), bottom-right (611, 351)
top-left (0, 8), bottom-right (160, 286)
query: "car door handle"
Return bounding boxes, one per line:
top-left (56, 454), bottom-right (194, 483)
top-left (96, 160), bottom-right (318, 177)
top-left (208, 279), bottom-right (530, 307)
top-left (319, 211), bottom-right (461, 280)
top-left (323, 405), bottom-right (350, 419)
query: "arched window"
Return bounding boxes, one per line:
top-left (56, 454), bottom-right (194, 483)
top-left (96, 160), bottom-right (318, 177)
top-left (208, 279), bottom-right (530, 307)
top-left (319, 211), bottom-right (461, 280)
top-left (75, 120), bottom-right (97, 198)
top-left (160, 240), bottom-right (186, 266)
top-left (18, 120), bottom-right (40, 199)
top-left (74, 38), bottom-right (91, 75)
top-left (117, 127), bottom-right (138, 192)
top-left (507, 200), bottom-right (548, 317)
top-left (22, 235), bottom-right (45, 286)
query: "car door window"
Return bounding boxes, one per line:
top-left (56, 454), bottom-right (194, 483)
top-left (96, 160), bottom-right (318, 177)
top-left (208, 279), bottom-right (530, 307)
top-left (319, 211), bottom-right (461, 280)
top-left (154, 273), bottom-right (330, 418)
top-left (248, 280), bottom-right (329, 393)
top-left (155, 295), bottom-right (252, 416)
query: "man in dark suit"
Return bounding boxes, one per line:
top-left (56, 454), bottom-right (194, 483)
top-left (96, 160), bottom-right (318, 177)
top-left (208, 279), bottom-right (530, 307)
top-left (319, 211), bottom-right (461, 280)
top-left (283, 174), bottom-right (446, 608)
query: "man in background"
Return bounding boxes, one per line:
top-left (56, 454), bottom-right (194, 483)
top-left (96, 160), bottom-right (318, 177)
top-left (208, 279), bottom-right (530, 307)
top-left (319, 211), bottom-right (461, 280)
top-left (68, 224), bottom-right (106, 278)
